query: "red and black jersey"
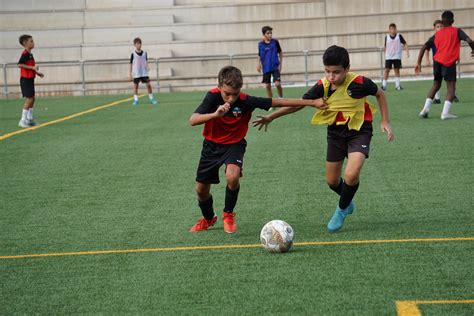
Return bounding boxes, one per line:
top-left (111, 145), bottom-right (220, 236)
top-left (302, 75), bottom-right (378, 123)
top-left (425, 26), bottom-right (469, 67)
top-left (194, 88), bottom-right (272, 144)
top-left (18, 49), bottom-right (36, 79)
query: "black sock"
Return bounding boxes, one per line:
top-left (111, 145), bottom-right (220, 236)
top-left (339, 182), bottom-right (359, 209)
top-left (224, 186), bottom-right (240, 213)
top-left (198, 195), bottom-right (215, 220)
top-left (329, 178), bottom-right (343, 195)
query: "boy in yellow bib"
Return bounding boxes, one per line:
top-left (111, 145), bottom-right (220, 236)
top-left (254, 45), bottom-right (394, 232)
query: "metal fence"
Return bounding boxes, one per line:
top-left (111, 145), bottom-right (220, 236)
top-left (1, 45), bottom-right (470, 98)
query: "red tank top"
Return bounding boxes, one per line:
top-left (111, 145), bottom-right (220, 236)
top-left (434, 26), bottom-right (461, 67)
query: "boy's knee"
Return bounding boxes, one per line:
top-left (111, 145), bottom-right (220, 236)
top-left (226, 175), bottom-right (239, 189)
top-left (225, 171), bottom-right (240, 190)
top-left (195, 183), bottom-right (210, 199)
top-left (274, 81), bottom-right (281, 87)
top-left (343, 172), bottom-right (359, 186)
top-left (326, 179), bottom-right (340, 188)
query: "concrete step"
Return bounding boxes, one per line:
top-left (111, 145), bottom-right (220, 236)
top-left (85, 11), bottom-right (174, 27)
top-left (2, 25), bottom-right (472, 64)
top-left (84, 0), bottom-right (174, 10)
top-left (0, 29), bottom-right (83, 49)
top-left (82, 28), bottom-right (173, 44)
top-left (0, 0), bottom-right (85, 12)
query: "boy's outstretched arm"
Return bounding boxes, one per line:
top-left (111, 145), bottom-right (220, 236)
top-left (375, 88), bottom-right (394, 142)
top-left (189, 103), bottom-right (230, 126)
top-left (253, 107), bottom-right (301, 131)
top-left (271, 98), bottom-right (327, 108)
top-left (465, 36), bottom-right (474, 57)
top-left (415, 44), bottom-right (429, 75)
top-left (424, 49), bottom-right (431, 66)
top-left (253, 98), bottom-right (327, 131)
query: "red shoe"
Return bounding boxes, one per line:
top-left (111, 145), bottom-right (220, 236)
top-left (189, 216), bottom-right (217, 232)
top-left (223, 212), bottom-right (237, 233)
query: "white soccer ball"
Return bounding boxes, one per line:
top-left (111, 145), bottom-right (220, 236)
top-left (260, 220), bottom-right (294, 253)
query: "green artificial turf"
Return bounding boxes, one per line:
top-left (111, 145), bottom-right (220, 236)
top-left (1, 79), bottom-right (473, 314)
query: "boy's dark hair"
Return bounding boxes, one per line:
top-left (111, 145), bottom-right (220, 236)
top-left (433, 19), bottom-right (442, 27)
top-left (262, 26), bottom-right (273, 35)
top-left (218, 66), bottom-right (243, 89)
top-left (389, 23), bottom-right (397, 28)
top-left (133, 37), bottom-right (142, 44)
top-left (441, 10), bottom-right (454, 26)
top-left (323, 45), bottom-right (350, 69)
top-left (19, 34), bottom-right (32, 46)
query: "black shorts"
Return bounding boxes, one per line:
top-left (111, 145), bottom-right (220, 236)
top-left (133, 76), bottom-right (150, 84)
top-left (196, 139), bottom-right (247, 184)
top-left (385, 59), bottom-right (402, 69)
top-left (433, 61), bottom-right (456, 82)
top-left (20, 77), bottom-right (35, 98)
top-left (326, 122), bottom-right (373, 162)
top-left (262, 70), bottom-right (281, 84)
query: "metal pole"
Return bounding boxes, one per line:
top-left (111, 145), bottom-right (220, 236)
top-left (80, 61), bottom-right (86, 96)
top-left (303, 50), bottom-right (309, 87)
top-left (155, 58), bottom-right (160, 93)
top-left (229, 54), bottom-right (234, 66)
top-left (380, 47), bottom-right (384, 84)
top-left (3, 64), bottom-right (8, 98)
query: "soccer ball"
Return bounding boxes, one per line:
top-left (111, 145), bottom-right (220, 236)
top-left (260, 220), bottom-right (294, 253)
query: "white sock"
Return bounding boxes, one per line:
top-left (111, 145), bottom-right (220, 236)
top-left (382, 79), bottom-right (387, 87)
top-left (421, 98), bottom-right (433, 114)
top-left (133, 95), bottom-right (139, 101)
top-left (148, 94), bottom-right (154, 100)
top-left (395, 77), bottom-right (400, 88)
top-left (434, 91), bottom-right (440, 100)
top-left (21, 109), bottom-right (28, 121)
top-left (442, 100), bottom-right (452, 116)
top-left (27, 108), bottom-right (33, 120)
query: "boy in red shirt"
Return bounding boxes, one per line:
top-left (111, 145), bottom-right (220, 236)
top-left (189, 66), bottom-right (326, 233)
top-left (415, 11), bottom-right (474, 119)
top-left (17, 34), bottom-right (44, 128)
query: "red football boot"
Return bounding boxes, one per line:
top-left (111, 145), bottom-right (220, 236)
top-left (223, 212), bottom-right (237, 234)
top-left (189, 216), bottom-right (217, 232)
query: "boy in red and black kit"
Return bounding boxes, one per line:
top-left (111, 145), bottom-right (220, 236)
top-left (17, 34), bottom-right (44, 128)
top-left (189, 66), bottom-right (326, 234)
top-left (416, 11), bottom-right (474, 120)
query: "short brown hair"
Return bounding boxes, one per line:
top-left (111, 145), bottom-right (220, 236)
top-left (218, 66), bottom-right (243, 89)
top-left (19, 34), bottom-right (32, 46)
top-left (262, 26), bottom-right (273, 35)
top-left (133, 37), bottom-right (142, 44)
top-left (389, 23), bottom-right (396, 28)
top-left (433, 19), bottom-right (442, 27)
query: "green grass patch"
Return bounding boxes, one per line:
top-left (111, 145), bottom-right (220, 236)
top-left (1, 79), bottom-right (473, 314)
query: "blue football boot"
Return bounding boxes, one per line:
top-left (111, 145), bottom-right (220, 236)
top-left (327, 201), bottom-right (355, 232)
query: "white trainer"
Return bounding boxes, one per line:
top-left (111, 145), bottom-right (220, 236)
top-left (441, 113), bottom-right (458, 120)
top-left (18, 119), bottom-right (30, 128)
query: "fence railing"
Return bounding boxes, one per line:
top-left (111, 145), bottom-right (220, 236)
top-left (1, 44), bottom-right (471, 98)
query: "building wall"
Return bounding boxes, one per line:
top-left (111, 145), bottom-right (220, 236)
top-left (1, 0), bottom-right (473, 95)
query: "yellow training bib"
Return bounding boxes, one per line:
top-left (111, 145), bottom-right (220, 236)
top-left (311, 72), bottom-right (376, 131)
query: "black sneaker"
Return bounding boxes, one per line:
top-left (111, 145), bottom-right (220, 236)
top-left (433, 99), bottom-right (441, 104)
top-left (419, 112), bottom-right (428, 119)
top-left (454, 95), bottom-right (459, 102)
